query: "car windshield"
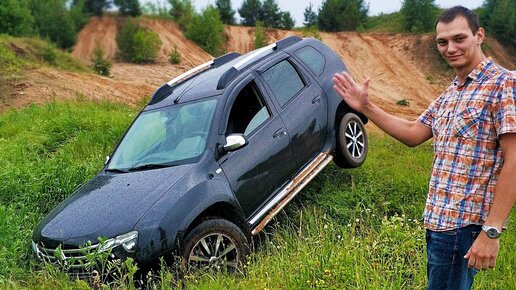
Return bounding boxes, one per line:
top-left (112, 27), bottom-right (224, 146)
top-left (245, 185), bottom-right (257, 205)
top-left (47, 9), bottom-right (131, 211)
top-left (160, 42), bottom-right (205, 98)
top-left (107, 98), bottom-right (217, 171)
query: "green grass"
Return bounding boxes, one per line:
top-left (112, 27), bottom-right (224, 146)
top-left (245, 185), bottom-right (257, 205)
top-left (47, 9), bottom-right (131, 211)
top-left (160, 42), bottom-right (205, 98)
top-left (0, 102), bottom-right (514, 289)
top-left (363, 12), bottom-right (404, 33)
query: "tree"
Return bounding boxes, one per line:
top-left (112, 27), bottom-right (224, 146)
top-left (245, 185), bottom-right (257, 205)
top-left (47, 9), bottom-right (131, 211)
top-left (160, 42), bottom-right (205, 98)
top-left (30, 0), bottom-right (78, 49)
top-left (116, 18), bottom-right (162, 63)
top-left (114, 0), bottom-right (141, 17)
top-left (70, 0), bottom-right (89, 32)
top-left (280, 12), bottom-right (295, 30)
top-left (401, 0), bottom-right (436, 33)
top-left (480, 0), bottom-right (516, 47)
top-left (185, 5), bottom-right (226, 56)
top-left (303, 2), bottom-right (318, 28)
top-left (317, 0), bottom-right (368, 32)
top-left (254, 21), bottom-right (266, 48)
top-left (169, 0), bottom-right (194, 30)
top-left (239, 0), bottom-right (262, 26)
top-left (215, 0), bottom-right (235, 25)
top-left (0, 0), bottom-right (34, 36)
top-left (261, 0), bottom-right (281, 28)
top-left (83, 0), bottom-right (111, 16)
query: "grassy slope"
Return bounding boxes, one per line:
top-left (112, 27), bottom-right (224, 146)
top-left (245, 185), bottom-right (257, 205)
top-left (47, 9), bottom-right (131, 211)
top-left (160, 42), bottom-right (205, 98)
top-left (0, 102), bottom-right (514, 289)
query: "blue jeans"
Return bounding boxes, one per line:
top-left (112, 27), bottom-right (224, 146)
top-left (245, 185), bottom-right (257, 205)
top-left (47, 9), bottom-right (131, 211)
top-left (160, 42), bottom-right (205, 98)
top-left (426, 224), bottom-right (481, 290)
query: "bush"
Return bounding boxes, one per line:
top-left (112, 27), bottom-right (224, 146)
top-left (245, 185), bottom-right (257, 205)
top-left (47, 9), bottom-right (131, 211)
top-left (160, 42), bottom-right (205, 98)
top-left (30, 0), bottom-right (79, 49)
top-left (254, 21), bottom-right (266, 49)
top-left (301, 26), bottom-right (322, 40)
top-left (116, 18), bottom-right (162, 63)
top-left (185, 6), bottom-right (226, 56)
top-left (91, 44), bottom-right (111, 76)
top-left (39, 43), bottom-right (57, 64)
top-left (168, 46), bottom-right (181, 64)
top-left (0, 0), bottom-right (34, 36)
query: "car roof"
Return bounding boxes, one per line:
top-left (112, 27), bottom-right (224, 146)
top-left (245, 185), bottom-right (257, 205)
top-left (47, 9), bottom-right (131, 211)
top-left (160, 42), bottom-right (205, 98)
top-left (145, 36), bottom-right (317, 110)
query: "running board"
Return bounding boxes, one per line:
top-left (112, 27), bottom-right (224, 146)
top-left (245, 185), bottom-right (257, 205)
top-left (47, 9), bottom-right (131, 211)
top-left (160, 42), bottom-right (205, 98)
top-left (249, 152), bottom-right (333, 235)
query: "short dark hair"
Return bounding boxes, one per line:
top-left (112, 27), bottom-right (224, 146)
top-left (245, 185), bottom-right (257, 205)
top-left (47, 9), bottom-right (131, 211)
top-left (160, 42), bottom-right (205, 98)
top-left (435, 6), bottom-right (480, 34)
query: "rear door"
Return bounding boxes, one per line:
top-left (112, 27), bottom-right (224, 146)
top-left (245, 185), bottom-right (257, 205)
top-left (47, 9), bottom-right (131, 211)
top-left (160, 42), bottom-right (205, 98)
top-left (258, 56), bottom-right (328, 167)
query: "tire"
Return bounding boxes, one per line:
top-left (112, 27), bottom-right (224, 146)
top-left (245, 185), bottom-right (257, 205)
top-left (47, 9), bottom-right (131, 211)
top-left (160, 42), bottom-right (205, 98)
top-left (334, 113), bottom-right (368, 168)
top-left (180, 219), bottom-right (250, 273)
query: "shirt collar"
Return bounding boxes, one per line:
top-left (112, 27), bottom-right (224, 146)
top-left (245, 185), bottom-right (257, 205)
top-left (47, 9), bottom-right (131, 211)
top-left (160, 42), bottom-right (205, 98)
top-left (453, 57), bottom-right (494, 86)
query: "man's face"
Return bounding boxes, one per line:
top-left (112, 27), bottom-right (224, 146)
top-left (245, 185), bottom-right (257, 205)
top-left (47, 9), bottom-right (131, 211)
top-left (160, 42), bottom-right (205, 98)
top-left (435, 17), bottom-right (484, 72)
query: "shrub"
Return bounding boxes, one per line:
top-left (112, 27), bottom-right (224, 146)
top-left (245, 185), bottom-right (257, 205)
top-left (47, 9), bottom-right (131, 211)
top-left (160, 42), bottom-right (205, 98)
top-left (91, 44), bottom-right (111, 76)
top-left (39, 43), bottom-right (57, 64)
top-left (185, 5), bottom-right (225, 56)
top-left (0, 0), bottom-right (34, 36)
top-left (116, 18), bottom-right (162, 63)
top-left (396, 99), bottom-right (410, 106)
top-left (168, 46), bottom-right (181, 64)
top-left (254, 21), bottom-right (266, 49)
top-left (301, 26), bottom-right (322, 40)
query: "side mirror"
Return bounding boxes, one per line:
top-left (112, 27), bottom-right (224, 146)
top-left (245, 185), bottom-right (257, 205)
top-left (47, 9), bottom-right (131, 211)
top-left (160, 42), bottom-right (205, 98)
top-left (104, 155), bottom-right (110, 165)
top-left (219, 134), bottom-right (248, 153)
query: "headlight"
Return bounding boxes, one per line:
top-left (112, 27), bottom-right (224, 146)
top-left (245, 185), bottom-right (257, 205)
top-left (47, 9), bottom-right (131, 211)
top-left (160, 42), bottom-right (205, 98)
top-left (100, 231), bottom-right (138, 253)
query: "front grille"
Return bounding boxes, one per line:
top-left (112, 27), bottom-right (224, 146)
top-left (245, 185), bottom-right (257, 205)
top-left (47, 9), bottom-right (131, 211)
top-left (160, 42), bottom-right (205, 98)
top-left (32, 241), bottom-right (102, 270)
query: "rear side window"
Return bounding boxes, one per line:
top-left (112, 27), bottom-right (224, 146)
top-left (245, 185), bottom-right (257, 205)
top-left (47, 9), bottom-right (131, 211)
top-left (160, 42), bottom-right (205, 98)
top-left (295, 46), bottom-right (325, 76)
top-left (262, 60), bottom-right (304, 107)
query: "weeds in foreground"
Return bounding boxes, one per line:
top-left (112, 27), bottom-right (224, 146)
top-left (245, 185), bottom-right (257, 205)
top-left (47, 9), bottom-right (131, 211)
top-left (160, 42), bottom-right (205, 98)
top-left (0, 102), bottom-right (514, 289)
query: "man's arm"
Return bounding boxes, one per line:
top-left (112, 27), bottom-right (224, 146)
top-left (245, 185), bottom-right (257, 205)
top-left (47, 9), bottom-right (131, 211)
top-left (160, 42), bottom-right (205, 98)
top-left (333, 72), bottom-right (432, 147)
top-left (465, 133), bottom-right (516, 270)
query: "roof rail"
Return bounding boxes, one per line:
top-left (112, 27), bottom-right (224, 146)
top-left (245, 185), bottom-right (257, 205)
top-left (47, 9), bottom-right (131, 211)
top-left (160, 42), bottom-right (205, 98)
top-left (149, 52), bottom-right (243, 105)
top-left (166, 60), bottom-right (214, 86)
top-left (217, 36), bottom-right (303, 90)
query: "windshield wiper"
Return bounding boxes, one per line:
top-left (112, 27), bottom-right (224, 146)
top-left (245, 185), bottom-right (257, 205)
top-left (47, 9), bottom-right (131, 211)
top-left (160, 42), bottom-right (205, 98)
top-left (105, 168), bottom-right (129, 173)
top-left (128, 163), bottom-right (175, 172)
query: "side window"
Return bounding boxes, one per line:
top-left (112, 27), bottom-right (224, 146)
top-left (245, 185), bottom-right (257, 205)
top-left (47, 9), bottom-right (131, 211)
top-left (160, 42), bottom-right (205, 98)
top-left (227, 82), bottom-right (271, 137)
top-left (262, 60), bottom-right (305, 107)
top-left (295, 46), bottom-right (326, 76)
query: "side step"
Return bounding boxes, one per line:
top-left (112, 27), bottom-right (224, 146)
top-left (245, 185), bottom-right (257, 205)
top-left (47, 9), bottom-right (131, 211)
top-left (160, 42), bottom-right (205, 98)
top-left (249, 152), bottom-right (333, 235)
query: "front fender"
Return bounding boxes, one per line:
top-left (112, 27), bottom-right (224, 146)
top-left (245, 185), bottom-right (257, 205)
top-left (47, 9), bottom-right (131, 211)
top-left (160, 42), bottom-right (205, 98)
top-left (134, 178), bottom-right (240, 264)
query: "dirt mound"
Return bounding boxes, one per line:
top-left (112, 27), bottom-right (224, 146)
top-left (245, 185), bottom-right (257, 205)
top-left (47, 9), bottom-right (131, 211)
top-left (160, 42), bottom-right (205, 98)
top-left (72, 16), bottom-right (211, 67)
top-left (5, 17), bottom-right (515, 119)
top-left (72, 16), bottom-right (118, 62)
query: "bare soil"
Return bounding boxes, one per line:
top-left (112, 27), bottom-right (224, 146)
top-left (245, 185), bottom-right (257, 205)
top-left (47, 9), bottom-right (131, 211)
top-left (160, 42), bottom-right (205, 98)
top-left (3, 16), bottom-right (515, 119)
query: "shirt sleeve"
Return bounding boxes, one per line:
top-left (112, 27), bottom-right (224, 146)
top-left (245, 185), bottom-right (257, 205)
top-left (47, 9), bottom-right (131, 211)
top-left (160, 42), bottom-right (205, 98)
top-left (418, 100), bottom-right (436, 128)
top-left (495, 74), bottom-right (516, 136)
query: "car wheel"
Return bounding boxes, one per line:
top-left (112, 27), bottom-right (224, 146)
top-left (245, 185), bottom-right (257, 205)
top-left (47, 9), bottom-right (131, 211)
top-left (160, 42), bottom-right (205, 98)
top-left (334, 113), bottom-right (368, 168)
top-left (180, 219), bottom-right (250, 273)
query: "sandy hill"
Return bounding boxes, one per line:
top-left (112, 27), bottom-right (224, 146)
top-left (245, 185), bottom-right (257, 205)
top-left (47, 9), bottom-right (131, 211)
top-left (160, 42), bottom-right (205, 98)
top-left (6, 16), bottom-right (515, 119)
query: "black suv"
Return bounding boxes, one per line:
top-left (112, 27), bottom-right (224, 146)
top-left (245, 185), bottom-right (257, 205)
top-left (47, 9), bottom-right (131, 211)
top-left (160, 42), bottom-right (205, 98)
top-left (32, 36), bottom-right (368, 274)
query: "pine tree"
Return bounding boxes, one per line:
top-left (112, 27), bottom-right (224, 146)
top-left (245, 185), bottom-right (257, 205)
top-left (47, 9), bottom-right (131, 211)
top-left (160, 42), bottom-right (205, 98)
top-left (303, 2), bottom-right (318, 28)
top-left (401, 0), bottom-right (436, 33)
top-left (280, 11), bottom-right (295, 30)
top-left (83, 0), bottom-right (111, 16)
top-left (168, 0), bottom-right (194, 31)
top-left (114, 0), bottom-right (141, 17)
top-left (238, 0), bottom-right (262, 26)
top-left (261, 0), bottom-right (281, 28)
top-left (318, 0), bottom-right (368, 32)
top-left (215, 0), bottom-right (235, 25)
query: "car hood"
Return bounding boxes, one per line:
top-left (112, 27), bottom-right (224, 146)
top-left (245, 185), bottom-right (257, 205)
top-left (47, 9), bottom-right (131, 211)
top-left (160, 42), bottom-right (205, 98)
top-left (33, 164), bottom-right (195, 248)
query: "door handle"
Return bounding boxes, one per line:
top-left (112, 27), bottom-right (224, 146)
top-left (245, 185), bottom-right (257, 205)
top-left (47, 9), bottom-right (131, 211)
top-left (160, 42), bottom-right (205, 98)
top-left (312, 95), bottom-right (321, 104)
top-left (273, 128), bottom-right (287, 138)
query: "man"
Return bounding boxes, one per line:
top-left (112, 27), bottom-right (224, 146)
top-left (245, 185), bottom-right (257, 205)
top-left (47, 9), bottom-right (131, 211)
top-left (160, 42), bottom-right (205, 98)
top-left (333, 6), bottom-right (515, 290)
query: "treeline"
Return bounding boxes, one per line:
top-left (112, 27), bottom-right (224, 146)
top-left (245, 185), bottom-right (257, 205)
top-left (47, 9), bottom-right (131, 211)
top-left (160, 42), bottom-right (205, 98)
top-left (1, 0), bottom-right (514, 62)
top-left (0, 0), bottom-right (143, 50)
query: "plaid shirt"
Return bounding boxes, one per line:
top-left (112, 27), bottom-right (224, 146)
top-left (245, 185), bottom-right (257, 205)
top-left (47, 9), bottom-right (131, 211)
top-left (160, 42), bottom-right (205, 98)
top-left (418, 58), bottom-right (516, 231)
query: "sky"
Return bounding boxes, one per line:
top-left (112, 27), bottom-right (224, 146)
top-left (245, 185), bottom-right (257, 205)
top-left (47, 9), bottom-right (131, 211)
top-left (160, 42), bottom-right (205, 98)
top-left (144, 0), bottom-right (485, 27)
